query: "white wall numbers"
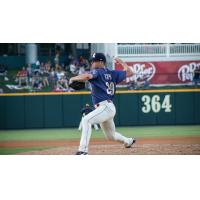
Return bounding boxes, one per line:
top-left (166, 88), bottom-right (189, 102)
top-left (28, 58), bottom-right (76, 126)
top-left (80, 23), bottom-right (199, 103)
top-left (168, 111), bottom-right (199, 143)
top-left (141, 95), bottom-right (172, 113)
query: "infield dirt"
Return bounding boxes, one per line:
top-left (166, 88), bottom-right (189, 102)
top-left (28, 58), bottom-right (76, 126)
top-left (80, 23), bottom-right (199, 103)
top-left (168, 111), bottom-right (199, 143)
top-left (1, 136), bottom-right (199, 155)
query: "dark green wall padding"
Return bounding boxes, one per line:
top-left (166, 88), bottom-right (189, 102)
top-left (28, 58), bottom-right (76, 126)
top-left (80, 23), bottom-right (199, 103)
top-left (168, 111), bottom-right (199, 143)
top-left (0, 92), bottom-right (200, 129)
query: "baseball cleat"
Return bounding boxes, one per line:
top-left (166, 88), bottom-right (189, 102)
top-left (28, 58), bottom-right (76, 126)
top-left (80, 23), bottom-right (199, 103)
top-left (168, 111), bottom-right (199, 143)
top-left (75, 151), bottom-right (88, 155)
top-left (125, 138), bottom-right (136, 148)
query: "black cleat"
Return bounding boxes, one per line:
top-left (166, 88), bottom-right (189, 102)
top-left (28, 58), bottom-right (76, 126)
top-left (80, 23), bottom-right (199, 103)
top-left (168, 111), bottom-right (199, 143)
top-left (75, 151), bottom-right (88, 155)
top-left (125, 138), bottom-right (136, 148)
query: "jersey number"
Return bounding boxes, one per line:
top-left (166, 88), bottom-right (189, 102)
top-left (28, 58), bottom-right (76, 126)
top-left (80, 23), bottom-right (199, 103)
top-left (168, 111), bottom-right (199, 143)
top-left (106, 82), bottom-right (115, 95)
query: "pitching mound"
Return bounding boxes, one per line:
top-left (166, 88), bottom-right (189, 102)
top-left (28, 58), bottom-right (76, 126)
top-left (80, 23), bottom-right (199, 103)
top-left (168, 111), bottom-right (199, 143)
top-left (16, 136), bottom-right (200, 155)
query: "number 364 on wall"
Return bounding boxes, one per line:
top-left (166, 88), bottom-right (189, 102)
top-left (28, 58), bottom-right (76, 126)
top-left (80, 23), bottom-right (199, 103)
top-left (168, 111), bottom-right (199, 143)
top-left (141, 95), bottom-right (172, 113)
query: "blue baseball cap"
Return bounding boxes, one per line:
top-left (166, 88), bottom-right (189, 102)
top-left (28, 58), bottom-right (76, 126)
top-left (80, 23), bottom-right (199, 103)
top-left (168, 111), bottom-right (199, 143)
top-left (90, 53), bottom-right (106, 63)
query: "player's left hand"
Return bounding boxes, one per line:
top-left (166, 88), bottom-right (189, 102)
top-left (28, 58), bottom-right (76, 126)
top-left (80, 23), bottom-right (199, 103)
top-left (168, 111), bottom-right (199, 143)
top-left (114, 57), bottom-right (124, 64)
top-left (114, 57), bottom-right (128, 66)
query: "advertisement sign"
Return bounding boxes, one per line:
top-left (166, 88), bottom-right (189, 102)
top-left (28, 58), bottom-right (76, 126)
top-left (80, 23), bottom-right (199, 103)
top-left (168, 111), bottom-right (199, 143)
top-left (115, 60), bottom-right (200, 85)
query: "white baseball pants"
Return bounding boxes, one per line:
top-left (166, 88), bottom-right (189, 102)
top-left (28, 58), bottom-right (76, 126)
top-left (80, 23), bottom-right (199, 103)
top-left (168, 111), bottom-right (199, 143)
top-left (78, 117), bottom-right (99, 131)
top-left (78, 100), bottom-right (132, 152)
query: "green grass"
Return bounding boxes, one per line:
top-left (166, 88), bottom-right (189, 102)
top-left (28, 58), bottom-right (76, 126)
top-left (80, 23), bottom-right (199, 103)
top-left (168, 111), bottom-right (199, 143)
top-left (0, 128), bottom-right (103, 141)
top-left (120, 126), bottom-right (200, 138)
top-left (0, 126), bottom-right (200, 141)
top-left (0, 126), bottom-right (200, 155)
top-left (0, 147), bottom-right (51, 155)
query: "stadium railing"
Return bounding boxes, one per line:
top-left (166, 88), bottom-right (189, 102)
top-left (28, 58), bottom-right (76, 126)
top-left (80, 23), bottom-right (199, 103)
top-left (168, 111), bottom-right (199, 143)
top-left (117, 43), bottom-right (200, 57)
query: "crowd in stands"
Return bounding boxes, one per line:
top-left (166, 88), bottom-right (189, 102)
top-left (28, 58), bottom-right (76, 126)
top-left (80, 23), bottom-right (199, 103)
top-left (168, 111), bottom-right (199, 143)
top-left (1, 53), bottom-right (200, 93)
top-left (0, 64), bottom-right (8, 93)
top-left (193, 68), bottom-right (200, 87)
top-left (0, 64), bottom-right (9, 81)
top-left (13, 55), bottom-right (91, 92)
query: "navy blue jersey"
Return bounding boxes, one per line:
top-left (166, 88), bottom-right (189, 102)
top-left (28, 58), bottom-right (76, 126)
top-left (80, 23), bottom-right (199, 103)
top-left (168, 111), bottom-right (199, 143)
top-left (89, 67), bottom-right (126, 105)
top-left (81, 107), bottom-right (93, 115)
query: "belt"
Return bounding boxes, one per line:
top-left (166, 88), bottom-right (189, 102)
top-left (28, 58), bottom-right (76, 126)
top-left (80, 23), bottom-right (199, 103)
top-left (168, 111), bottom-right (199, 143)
top-left (95, 100), bottom-right (112, 108)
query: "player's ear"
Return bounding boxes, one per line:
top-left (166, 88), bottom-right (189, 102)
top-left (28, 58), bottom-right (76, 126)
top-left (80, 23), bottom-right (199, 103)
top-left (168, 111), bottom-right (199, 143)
top-left (100, 61), bottom-right (105, 66)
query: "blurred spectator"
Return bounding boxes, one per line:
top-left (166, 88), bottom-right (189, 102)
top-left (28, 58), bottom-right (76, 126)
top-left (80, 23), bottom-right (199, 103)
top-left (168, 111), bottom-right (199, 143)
top-left (1, 55), bottom-right (91, 93)
top-left (78, 66), bottom-right (85, 75)
top-left (193, 68), bottom-right (200, 86)
top-left (42, 71), bottom-right (50, 87)
top-left (79, 56), bottom-right (89, 69)
top-left (69, 61), bottom-right (78, 75)
top-left (36, 60), bottom-right (40, 68)
top-left (39, 63), bottom-right (49, 87)
top-left (0, 88), bottom-right (3, 93)
top-left (16, 67), bottom-right (28, 87)
top-left (49, 67), bottom-right (56, 84)
top-left (55, 63), bottom-right (61, 71)
top-left (45, 62), bottom-right (51, 72)
top-left (0, 64), bottom-right (9, 81)
top-left (79, 56), bottom-right (84, 66)
top-left (32, 71), bottom-right (43, 89)
top-left (55, 66), bottom-right (65, 80)
top-left (53, 65), bottom-right (69, 91)
top-left (26, 64), bottom-right (33, 83)
top-left (39, 62), bottom-right (45, 71)
top-left (55, 76), bottom-right (69, 92)
top-left (67, 54), bottom-right (74, 65)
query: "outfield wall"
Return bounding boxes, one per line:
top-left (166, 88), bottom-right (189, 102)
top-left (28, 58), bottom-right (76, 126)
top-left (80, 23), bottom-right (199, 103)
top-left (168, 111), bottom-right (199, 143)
top-left (0, 89), bottom-right (200, 129)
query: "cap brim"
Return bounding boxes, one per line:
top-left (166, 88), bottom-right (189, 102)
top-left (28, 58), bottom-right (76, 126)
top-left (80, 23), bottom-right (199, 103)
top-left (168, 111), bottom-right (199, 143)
top-left (89, 58), bottom-right (105, 63)
top-left (89, 58), bottom-right (98, 62)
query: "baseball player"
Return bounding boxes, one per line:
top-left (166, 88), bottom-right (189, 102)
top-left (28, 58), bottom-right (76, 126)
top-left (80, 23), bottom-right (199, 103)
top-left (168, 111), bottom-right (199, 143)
top-left (69, 53), bottom-right (136, 155)
top-left (78, 103), bottom-right (99, 131)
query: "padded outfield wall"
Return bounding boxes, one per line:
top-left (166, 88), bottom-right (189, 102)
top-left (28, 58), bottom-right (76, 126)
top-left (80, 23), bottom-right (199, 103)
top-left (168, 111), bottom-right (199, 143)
top-left (0, 89), bottom-right (200, 129)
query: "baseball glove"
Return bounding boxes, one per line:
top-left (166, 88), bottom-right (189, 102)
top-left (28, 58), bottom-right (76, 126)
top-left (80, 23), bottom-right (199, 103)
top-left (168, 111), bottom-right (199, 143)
top-left (69, 81), bottom-right (85, 90)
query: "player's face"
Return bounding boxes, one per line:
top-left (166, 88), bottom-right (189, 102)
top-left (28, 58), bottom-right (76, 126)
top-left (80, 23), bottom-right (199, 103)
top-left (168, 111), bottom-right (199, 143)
top-left (91, 61), bottom-right (104, 69)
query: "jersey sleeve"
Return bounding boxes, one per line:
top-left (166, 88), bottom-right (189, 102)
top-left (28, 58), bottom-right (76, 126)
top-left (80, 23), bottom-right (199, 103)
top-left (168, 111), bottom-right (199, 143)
top-left (89, 69), bottom-right (99, 79)
top-left (114, 70), bottom-right (126, 84)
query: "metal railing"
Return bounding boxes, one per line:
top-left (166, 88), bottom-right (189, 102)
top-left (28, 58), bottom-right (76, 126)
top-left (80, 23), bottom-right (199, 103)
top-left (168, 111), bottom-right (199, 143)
top-left (117, 43), bottom-right (200, 57)
top-left (170, 44), bottom-right (200, 56)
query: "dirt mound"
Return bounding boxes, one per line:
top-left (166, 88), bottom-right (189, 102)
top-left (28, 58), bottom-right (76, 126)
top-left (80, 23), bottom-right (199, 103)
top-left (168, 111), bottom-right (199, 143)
top-left (14, 137), bottom-right (200, 155)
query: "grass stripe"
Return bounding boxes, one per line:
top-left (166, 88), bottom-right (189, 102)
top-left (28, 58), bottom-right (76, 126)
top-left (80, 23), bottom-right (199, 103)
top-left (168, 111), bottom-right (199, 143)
top-left (0, 147), bottom-right (51, 155)
top-left (0, 126), bottom-right (200, 141)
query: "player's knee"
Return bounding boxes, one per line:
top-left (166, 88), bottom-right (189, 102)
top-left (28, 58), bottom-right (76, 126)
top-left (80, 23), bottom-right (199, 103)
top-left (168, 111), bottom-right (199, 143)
top-left (106, 134), bottom-right (115, 141)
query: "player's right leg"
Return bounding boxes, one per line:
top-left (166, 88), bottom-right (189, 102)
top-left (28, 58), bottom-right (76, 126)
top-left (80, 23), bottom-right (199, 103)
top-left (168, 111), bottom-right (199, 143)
top-left (78, 117), bottom-right (83, 131)
top-left (77, 104), bottom-right (113, 153)
top-left (100, 119), bottom-right (135, 147)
